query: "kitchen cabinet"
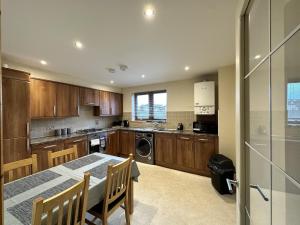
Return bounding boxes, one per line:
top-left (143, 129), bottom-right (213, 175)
top-left (64, 136), bottom-right (88, 158)
top-left (119, 130), bottom-right (135, 157)
top-left (31, 140), bottom-right (64, 171)
top-left (30, 78), bottom-right (57, 118)
top-left (155, 133), bottom-right (177, 165)
top-left (106, 130), bottom-right (119, 155)
top-left (194, 136), bottom-right (217, 176)
top-left (80, 87), bottom-right (99, 106)
top-left (176, 135), bottom-right (195, 169)
top-left (110, 92), bottom-right (123, 116)
top-left (94, 91), bottom-right (123, 116)
top-left (155, 132), bottom-right (218, 176)
top-left (56, 83), bottom-right (79, 117)
top-left (2, 68), bottom-right (30, 163)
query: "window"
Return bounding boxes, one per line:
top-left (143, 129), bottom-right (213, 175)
top-left (287, 82), bottom-right (300, 124)
top-left (134, 90), bottom-right (167, 121)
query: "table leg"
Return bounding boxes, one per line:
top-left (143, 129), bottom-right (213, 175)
top-left (128, 179), bottom-right (134, 214)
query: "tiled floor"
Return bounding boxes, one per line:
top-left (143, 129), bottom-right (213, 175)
top-left (86, 162), bottom-right (236, 225)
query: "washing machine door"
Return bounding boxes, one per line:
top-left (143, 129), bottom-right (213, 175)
top-left (136, 138), bottom-right (152, 158)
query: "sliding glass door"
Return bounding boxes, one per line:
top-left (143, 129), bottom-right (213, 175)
top-left (244, 0), bottom-right (300, 224)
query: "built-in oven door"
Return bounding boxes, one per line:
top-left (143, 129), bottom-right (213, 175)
top-left (89, 138), bottom-right (100, 154)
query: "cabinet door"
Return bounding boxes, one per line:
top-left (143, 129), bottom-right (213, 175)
top-left (176, 135), bottom-right (195, 169)
top-left (30, 79), bottom-right (57, 118)
top-left (99, 90), bottom-right (111, 115)
top-left (194, 136), bottom-right (216, 175)
top-left (64, 136), bottom-right (88, 158)
top-left (110, 92), bottom-right (123, 116)
top-left (3, 138), bottom-right (30, 164)
top-left (119, 131), bottom-right (135, 157)
top-left (2, 70), bottom-right (30, 139)
top-left (80, 87), bottom-right (99, 106)
top-left (56, 83), bottom-right (79, 117)
top-left (31, 141), bottom-right (64, 171)
top-left (107, 131), bottom-right (119, 155)
top-left (155, 133), bottom-right (176, 164)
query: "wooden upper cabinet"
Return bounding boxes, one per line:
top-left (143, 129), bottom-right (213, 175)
top-left (99, 90), bottom-right (110, 115)
top-left (30, 79), bottom-right (57, 118)
top-left (110, 92), bottom-right (123, 116)
top-left (95, 91), bottom-right (123, 116)
top-left (80, 87), bottom-right (99, 106)
top-left (176, 135), bottom-right (195, 169)
top-left (2, 68), bottom-right (30, 139)
top-left (155, 133), bottom-right (177, 165)
top-left (56, 83), bottom-right (79, 117)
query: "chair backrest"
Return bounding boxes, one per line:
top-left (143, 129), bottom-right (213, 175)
top-left (48, 146), bottom-right (78, 168)
top-left (103, 154), bottom-right (133, 210)
top-left (32, 172), bottom-right (90, 225)
top-left (3, 154), bottom-right (38, 183)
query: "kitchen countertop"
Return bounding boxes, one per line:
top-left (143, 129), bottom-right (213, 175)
top-left (31, 127), bottom-right (218, 145)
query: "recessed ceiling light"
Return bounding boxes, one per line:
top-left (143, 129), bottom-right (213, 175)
top-left (40, 60), bottom-right (47, 65)
top-left (141, 74), bottom-right (145, 78)
top-left (185, 66), bottom-right (190, 71)
top-left (254, 54), bottom-right (261, 59)
top-left (110, 80), bottom-right (114, 84)
top-left (144, 7), bottom-right (155, 18)
top-left (74, 41), bottom-right (83, 49)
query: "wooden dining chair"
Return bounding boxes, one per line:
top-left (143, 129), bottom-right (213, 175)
top-left (3, 154), bottom-right (38, 183)
top-left (48, 145), bottom-right (78, 168)
top-left (32, 172), bottom-right (90, 225)
top-left (86, 154), bottom-right (133, 225)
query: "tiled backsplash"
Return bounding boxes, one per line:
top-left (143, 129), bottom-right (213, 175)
top-left (123, 111), bottom-right (196, 130)
top-left (31, 106), bottom-right (119, 138)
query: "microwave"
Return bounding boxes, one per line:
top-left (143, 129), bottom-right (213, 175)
top-left (193, 121), bottom-right (218, 134)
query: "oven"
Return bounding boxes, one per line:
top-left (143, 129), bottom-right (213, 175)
top-left (88, 132), bottom-right (107, 154)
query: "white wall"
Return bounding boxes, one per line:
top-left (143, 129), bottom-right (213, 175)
top-left (2, 58), bottom-right (122, 93)
top-left (218, 65), bottom-right (236, 164)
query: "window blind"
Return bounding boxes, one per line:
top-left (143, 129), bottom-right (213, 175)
top-left (134, 90), bottom-right (167, 121)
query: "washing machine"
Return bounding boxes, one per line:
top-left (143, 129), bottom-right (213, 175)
top-left (135, 132), bottom-right (154, 164)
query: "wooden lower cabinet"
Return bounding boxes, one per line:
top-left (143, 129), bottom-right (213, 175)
top-left (31, 140), bottom-right (64, 171)
top-left (64, 136), bottom-right (88, 158)
top-left (176, 135), bottom-right (195, 169)
top-left (3, 138), bottom-right (30, 164)
top-left (155, 133), bottom-right (218, 176)
top-left (106, 131), bottom-right (119, 156)
top-left (194, 136), bottom-right (217, 176)
top-left (119, 131), bottom-right (135, 157)
top-left (155, 133), bottom-right (177, 165)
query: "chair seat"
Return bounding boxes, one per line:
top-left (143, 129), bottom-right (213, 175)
top-left (90, 192), bottom-right (126, 215)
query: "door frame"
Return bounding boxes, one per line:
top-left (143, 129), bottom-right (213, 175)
top-left (235, 0), bottom-right (250, 225)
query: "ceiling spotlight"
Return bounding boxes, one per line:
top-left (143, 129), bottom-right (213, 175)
top-left (185, 66), bottom-right (190, 71)
top-left (144, 7), bottom-right (155, 18)
top-left (74, 40), bottom-right (83, 49)
top-left (141, 74), bottom-right (145, 78)
top-left (254, 54), bottom-right (261, 60)
top-left (107, 68), bottom-right (116, 73)
top-left (110, 80), bottom-right (114, 84)
top-left (119, 64), bottom-right (128, 71)
top-left (40, 60), bottom-right (47, 65)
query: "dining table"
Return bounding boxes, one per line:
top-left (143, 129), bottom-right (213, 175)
top-left (4, 153), bottom-right (140, 225)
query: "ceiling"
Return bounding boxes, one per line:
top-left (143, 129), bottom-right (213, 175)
top-left (2, 0), bottom-right (237, 88)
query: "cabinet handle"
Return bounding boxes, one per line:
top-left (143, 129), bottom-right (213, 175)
top-left (180, 137), bottom-right (190, 140)
top-left (88, 102), bottom-right (94, 105)
top-left (122, 131), bottom-right (128, 134)
top-left (26, 122), bottom-right (30, 137)
top-left (110, 131), bottom-right (116, 135)
top-left (44, 144), bottom-right (57, 149)
top-left (27, 138), bottom-right (30, 153)
top-left (77, 106), bottom-right (80, 115)
top-left (73, 139), bottom-right (83, 143)
top-left (53, 105), bottom-right (56, 116)
top-left (198, 138), bottom-right (209, 142)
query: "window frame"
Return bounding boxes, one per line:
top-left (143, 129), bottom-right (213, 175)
top-left (134, 90), bottom-right (167, 122)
